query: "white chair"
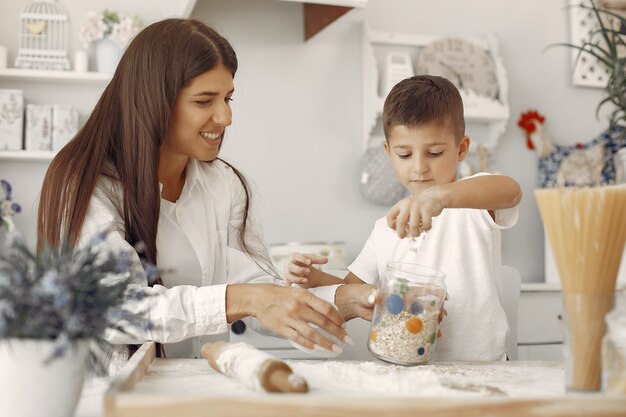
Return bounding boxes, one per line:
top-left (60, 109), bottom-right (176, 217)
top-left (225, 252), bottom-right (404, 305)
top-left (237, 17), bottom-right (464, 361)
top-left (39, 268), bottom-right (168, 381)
top-left (500, 265), bottom-right (521, 360)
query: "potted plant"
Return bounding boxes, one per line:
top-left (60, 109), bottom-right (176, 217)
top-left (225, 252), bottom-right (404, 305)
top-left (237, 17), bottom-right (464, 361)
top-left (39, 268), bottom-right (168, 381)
top-left (530, 1), bottom-right (626, 187)
top-left (560, 0), bottom-right (626, 128)
top-left (78, 9), bottom-right (143, 73)
top-left (0, 230), bottom-right (152, 417)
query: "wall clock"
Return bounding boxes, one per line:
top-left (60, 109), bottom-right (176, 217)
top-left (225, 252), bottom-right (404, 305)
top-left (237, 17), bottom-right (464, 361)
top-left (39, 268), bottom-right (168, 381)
top-left (415, 37), bottom-right (499, 99)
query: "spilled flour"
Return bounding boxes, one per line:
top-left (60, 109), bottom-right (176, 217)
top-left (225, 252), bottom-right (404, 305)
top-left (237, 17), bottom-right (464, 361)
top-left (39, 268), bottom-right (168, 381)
top-left (133, 359), bottom-right (565, 398)
top-left (288, 360), bottom-right (565, 397)
top-left (291, 361), bottom-right (453, 396)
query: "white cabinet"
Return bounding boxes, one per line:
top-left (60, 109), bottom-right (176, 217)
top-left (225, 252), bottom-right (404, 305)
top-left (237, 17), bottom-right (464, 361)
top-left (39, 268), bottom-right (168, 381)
top-left (361, 25), bottom-right (510, 152)
top-left (0, 69), bottom-right (111, 249)
top-left (518, 344), bottom-right (564, 361)
top-left (517, 284), bottom-right (564, 361)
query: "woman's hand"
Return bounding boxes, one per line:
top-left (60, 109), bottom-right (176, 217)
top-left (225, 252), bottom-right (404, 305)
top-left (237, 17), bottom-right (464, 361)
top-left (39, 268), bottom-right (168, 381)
top-left (387, 188), bottom-right (446, 239)
top-left (231, 284), bottom-right (350, 353)
top-left (283, 252), bottom-right (328, 288)
top-left (334, 283), bottom-right (377, 321)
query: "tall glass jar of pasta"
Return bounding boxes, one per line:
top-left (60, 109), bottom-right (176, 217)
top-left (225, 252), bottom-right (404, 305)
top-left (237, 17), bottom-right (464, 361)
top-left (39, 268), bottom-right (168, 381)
top-left (602, 292), bottom-right (626, 394)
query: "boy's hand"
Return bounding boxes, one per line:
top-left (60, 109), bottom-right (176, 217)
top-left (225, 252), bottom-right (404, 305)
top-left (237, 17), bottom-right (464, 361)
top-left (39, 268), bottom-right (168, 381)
top-left (283, 252), bottom-right (328, 287)
top-left (335, 284), bottom-right (377, 321)
top-left (387, 189), bottom-right (446, 239)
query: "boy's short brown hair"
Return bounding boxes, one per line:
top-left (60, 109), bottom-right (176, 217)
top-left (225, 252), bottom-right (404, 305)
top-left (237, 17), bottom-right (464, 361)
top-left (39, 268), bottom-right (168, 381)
top-left (383, 75), bottom-right (465, 141)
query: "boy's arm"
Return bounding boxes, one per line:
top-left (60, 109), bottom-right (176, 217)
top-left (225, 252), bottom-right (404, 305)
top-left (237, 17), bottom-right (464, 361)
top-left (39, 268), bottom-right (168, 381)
top-left (283, 251), bottom-right (368, 288)
top-left (282, 252), bottom-right (342, 288)
top-left (437, 174), bottom-right (522, 212)
top-left (344, 272), bottom-right (366, 284)
top-left (302, 267), bottom-right (344, 288)
top-left (299, 269), bottom-right (366, 288)
top-left (388, 174), bottom-right (522, 238)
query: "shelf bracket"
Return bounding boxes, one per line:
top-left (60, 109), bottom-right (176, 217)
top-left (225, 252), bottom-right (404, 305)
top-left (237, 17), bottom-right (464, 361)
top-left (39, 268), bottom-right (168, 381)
top-left (303, 3), bottom-right (352, 41)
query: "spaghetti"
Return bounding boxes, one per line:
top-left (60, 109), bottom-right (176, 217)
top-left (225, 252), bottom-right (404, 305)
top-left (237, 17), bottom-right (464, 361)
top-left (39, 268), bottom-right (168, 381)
top-left (535, 184), bottom-right (626, 391)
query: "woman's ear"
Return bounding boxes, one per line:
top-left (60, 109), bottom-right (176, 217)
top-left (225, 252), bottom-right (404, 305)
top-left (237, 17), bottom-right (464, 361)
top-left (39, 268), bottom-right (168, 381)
top-left (458, 136), bottom-right (470, 161)
top-left (384, 141), bottom-right (391, 156)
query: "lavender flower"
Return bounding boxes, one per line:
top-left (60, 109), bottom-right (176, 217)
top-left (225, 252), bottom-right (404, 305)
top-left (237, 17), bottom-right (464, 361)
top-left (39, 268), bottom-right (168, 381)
top-left (0, 179), bottom-right (11, 200)
top-left (0, 179), bottom-right (20, 231)
top-left (0, 230), bottom-right (154, 369)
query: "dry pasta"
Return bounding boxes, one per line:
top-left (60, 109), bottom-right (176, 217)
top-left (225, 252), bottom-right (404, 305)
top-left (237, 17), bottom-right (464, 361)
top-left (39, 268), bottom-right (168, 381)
top-left (535, 184), bottom-right (626, 391)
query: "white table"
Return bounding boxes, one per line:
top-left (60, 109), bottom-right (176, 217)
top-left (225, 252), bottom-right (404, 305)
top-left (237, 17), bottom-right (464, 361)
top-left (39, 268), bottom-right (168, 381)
top-left (75, 344), bottom-right (626, 417)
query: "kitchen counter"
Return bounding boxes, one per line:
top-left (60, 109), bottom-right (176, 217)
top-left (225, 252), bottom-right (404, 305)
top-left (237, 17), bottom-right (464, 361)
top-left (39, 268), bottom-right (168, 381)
top-left (75, 342), bottom-right (626, 417)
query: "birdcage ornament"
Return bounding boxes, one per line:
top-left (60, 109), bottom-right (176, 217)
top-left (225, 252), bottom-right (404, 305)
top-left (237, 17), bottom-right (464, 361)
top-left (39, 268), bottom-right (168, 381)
top-left (15, 0), bottom-right (70, 71)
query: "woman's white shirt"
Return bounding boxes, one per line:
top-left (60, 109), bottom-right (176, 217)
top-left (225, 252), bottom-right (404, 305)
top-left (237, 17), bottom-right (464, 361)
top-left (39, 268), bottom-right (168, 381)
top-left (78, 159), bottom-right (276, 357)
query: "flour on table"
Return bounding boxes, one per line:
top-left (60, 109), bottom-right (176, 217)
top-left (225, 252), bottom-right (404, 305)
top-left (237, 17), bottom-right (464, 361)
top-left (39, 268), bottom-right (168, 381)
top-left (132, 359), bottom-right (564, 398)
top-left (288, 360), bottom-right (565, 397)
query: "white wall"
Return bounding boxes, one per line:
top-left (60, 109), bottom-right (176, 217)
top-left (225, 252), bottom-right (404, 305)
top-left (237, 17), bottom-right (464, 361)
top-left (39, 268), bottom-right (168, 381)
top-left (0, 0), bottom-right (610, 283)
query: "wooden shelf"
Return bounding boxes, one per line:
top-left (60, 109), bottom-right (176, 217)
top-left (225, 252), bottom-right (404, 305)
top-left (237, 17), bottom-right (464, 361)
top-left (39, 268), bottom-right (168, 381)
top-left (0, 150), bottom-right (55, 162)
top-left (278, 0), bottom-right (367, 40)
top-left (0, 68), bottom-right (111, 84)
top-left (304, 4), bottom-right (353, 40)
top-left (280, 0), bottom-right (367, 7)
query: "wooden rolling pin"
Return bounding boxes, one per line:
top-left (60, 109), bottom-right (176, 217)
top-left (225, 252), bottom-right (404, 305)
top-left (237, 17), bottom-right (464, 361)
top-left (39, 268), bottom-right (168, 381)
top-left (201, 341), bottom-right (309, 393)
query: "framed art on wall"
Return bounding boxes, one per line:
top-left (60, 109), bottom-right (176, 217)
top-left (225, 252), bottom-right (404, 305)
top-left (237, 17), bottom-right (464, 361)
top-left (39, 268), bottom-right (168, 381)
top-left (569, 0), bottom-right (626, 88)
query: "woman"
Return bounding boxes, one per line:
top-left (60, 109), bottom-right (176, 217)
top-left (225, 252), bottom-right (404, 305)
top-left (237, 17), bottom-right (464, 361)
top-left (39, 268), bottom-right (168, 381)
top-left (38, 19), bottom-right (373, 360)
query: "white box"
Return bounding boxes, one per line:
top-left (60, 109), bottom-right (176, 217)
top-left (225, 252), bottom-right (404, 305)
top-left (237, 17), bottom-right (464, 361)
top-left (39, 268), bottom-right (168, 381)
top-left (25, 104), bottom-right (53, 151)
top-left (52, 104), bottom-right (79, 152)
top-left (0, 89), bottom-right (24, 150)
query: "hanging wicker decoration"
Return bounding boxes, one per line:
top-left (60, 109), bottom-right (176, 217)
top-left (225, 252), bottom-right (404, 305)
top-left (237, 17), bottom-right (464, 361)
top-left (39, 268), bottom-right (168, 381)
top-left (15, 0), bottom-right (70, 71)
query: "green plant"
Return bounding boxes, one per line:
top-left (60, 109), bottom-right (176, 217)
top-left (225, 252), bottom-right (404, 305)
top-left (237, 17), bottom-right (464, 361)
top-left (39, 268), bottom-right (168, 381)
top-left (556, 1), bottom-right (626, 128)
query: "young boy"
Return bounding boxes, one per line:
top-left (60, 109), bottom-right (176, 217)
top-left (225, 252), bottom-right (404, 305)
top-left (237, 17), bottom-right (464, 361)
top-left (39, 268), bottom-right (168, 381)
top-left (285, 75), bottom-right (522, 361)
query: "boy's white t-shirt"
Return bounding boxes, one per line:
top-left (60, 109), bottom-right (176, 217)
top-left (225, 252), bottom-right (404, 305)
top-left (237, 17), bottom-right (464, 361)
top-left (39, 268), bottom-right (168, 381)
top-left (349, 174), bottom-right (519, 361)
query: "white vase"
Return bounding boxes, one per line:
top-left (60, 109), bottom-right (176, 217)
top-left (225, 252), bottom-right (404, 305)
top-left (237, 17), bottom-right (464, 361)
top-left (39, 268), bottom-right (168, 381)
top-left (95, 37), bottom-right (121, 74)
top-left (0, 339), bottom-right (90, 417)
top-left (615, 147), bottom-right (626, 184)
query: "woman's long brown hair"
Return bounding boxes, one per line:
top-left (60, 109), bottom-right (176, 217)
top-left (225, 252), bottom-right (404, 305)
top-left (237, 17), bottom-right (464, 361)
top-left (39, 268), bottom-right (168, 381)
top-left (38, 19), bottom-right (272, 280)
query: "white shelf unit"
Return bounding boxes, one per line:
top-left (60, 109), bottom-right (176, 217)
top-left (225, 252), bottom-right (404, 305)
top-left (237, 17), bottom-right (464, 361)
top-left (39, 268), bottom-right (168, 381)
top-left (0, 150), bottom-right (55, 162)
top-left (0, 68), bottom-right (110, 161)
top-left (0, 68), bottom-right (111, 84)
top-left (362, 25), bottom-right (510, 152)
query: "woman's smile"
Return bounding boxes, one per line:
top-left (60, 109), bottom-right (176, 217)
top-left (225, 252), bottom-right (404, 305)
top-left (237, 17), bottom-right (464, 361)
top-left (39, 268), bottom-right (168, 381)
top-left (200, 131), bottom-right (222, 146)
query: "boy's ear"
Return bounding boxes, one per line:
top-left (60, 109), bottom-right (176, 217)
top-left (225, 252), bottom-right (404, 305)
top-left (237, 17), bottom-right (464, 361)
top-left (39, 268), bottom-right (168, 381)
top-left (458, 136), bottom-right (470, 161)
top-left (384, 141), bottom-right (391, 156)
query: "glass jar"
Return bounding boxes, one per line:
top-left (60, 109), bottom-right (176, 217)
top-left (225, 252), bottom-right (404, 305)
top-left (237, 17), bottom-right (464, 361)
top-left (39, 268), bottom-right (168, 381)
top-left (602, 293), bottom-right (626, 394)
top-left (368, 262), bottom-right (446, 365)
top-left (562, 292), bottom-right (615, 391)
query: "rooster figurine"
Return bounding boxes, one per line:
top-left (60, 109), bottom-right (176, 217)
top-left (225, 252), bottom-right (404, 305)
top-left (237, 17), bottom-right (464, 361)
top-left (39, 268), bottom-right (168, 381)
top-left (517, 110), bottom-right (626, 187)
